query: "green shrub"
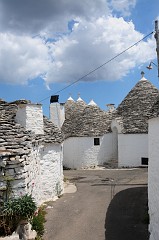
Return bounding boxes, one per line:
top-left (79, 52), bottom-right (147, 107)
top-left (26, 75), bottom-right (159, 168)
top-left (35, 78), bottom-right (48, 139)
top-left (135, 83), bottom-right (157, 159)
top-left (3, 194), bottom-right (36, 219)
top-left (0, 194), bottom-right (37, 236)
top-left (31, 206), bottom-right (46, 237)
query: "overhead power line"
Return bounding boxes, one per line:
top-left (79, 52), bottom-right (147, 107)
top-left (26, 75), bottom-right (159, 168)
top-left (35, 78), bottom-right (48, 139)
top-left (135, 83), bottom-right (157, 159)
top-left (39, 31), bottom-right (153, 103)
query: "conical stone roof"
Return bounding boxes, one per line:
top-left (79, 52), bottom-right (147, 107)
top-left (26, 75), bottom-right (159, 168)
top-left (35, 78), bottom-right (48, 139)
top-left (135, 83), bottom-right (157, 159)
top-left (62, 100), bottom-right (115, 138)
top-left (149, 94), bottom-right (159, 119)
top-left (116, 78), bottom-right (159, 133)
top-left (73, 105), bottom-right (114, 137)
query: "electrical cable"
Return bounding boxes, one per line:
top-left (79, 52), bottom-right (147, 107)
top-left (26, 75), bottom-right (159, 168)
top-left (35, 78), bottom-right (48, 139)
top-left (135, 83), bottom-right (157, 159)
top-left (39, 31), bottom-right (153, 103)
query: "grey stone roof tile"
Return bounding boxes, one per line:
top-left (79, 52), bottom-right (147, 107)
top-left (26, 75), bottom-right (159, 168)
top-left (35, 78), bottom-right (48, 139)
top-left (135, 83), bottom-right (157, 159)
top-left (116, 79), bottom-right (159, 133)
top-left (0, 100), bottom-right (63, 156)
top-left (62, 100), bottom-right (115, 138)
top-left (43, 116), bottom-right (64, 143)
top-left (148, 94), bottom-right (159, 119)
top-left (0, 101), bottom-right (34, 155)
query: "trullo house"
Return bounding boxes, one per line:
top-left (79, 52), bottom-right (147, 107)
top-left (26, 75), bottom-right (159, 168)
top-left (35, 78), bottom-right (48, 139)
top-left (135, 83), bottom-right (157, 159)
top-left (112, 74), bottom-right (158, 167)
top-left (50, 74), bottom-right (158, 169)
top-left (0, 99), bottom-right (64, 206)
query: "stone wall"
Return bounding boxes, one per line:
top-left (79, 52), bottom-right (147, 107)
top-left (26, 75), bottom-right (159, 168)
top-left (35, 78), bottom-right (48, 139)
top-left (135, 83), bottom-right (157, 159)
top-left (0, 153), bottom-right (30, 201)
top-left (0, 100), bottom-right (64, 206)
top-left (24, 143), bottom-right (42, 204)
top-left (0, 142), bottom-right (42, 204)
top-left (0, 142), bottom-right (63, 206)
top-left (63, 134), bottom-right (113, 169)
top-left (148, 117), bottom-right (159, 240)
top-left (118, 134), bottom-right (148, 167)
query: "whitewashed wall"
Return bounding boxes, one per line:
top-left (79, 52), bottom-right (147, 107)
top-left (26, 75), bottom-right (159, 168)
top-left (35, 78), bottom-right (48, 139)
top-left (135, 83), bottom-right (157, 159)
top-left (2, 143), bottom-right (64, 206)
top-left (30, 143), bottom-right (63, 205)
top-left (40, 143), bottom-right (63, 204)
top-left (112, 127), bottom-right (118, 161)
top-left (63, 134), bottom-right (113, 169)
top-left (1, 103), bottom-right (64, 206)
top-left (118, 134), bottom-right (148, 167)
top-left (148, 117), bottom-right (159, 240)
top-left (3, 144), bottom-right (42, 203)
top-left (50, 103), bottom-right (65, 128)
top-left (24, 144), bottom-right (43, 205)
top-left (15, 104), bottom-right (44, 134)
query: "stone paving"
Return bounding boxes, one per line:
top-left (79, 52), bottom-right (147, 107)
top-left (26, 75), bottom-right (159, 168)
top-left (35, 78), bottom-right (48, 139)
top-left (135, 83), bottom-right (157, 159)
top-left (44, 168), bottom-right (148, 240)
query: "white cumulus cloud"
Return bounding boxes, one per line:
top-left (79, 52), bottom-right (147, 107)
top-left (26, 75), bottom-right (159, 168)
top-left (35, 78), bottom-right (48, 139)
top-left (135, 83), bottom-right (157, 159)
top-left (45, 16), bottom-right (155, 85)
top-left (0, 33), bottom-right (49, 84)
top-left (0, 1), bottom-right (156, 87)
top-left (108, 0), bottom-right (136, 17)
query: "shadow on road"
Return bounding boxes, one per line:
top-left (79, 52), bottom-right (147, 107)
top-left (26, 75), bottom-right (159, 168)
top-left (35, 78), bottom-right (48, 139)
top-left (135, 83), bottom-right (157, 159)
top-left (105, 187), bottom-right (149, 240)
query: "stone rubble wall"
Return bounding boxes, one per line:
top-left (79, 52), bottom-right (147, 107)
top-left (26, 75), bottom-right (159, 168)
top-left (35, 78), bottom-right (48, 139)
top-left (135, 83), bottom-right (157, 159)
top-left (1, 154), bottom-right (30, 199)
top-left (0, 142), bottom-right (63, 205)
top-left (148, 117), bottom-right (159, 240)
top-left (0, 100), bottom-right (64, 207)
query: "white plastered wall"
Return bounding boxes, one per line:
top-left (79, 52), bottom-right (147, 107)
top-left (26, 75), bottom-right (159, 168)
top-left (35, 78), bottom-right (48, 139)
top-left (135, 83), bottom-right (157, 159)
top-left (15, 104), bottom-right (44, 134)
top-left (63, 134), bottom-right (114, 169)
top-left (50, 103), bottom-right (65, 128)
top-left (40, 143), bottom-right (63, 204)
top-left (118, 134), bottom-right (148, 167)
top-left (148, 117), bottom-right (159, 240)
top-left (11, 143), bottom-right (63, 206)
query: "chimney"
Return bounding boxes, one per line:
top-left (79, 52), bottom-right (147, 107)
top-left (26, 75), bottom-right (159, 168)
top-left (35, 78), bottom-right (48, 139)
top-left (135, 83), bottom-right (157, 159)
top-left (15, 102), bottom-right (44, 134)
top-left (50, 95), bottom-right (65, 128)
top-left (106, 103), bottom-right (115, 112)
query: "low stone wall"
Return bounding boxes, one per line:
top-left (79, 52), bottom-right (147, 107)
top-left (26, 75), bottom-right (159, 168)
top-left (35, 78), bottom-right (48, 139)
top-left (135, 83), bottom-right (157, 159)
top-left (0, 142), bottom-right (63, 205)
top-left (0, 153), bottom-right (29, 201)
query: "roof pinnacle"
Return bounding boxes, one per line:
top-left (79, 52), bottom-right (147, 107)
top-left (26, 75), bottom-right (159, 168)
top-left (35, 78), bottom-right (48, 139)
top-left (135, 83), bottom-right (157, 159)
top-left (141, 71), bottom-right (145, 78)
top-left (140, 71), bottom-right (147, 81)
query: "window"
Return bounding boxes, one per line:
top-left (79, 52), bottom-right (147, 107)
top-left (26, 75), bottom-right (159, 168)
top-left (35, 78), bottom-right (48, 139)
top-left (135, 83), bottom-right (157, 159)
top-left (94, 138), bottom-right (100, 146)
top-left (141, 157), bottom-right (148, 165)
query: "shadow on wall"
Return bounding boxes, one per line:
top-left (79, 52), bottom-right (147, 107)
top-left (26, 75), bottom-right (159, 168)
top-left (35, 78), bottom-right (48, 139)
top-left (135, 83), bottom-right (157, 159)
top-left (105, 187), bottom-right (149, 240)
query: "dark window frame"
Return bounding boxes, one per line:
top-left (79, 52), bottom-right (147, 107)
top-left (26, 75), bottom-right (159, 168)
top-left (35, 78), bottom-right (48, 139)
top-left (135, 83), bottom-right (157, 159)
top-left (141, 157), bottom-right (148, 165)
top-left (94, 138), bottom-right (100, 146)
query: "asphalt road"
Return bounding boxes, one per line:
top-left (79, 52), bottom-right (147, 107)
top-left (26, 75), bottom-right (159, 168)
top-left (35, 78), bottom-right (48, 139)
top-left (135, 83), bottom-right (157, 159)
top-left (44, 168), bottom-right (148, 240)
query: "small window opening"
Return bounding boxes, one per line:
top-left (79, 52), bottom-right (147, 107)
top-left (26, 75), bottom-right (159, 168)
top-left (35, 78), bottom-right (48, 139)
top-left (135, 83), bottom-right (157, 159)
top-left (94, 138), bottom-right (100, 146)
top-left (141, 157), bottom-right (148, 165)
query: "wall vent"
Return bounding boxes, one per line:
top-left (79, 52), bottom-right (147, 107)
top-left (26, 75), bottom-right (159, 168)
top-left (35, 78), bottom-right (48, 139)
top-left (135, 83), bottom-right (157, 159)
top-left (94, 138), bottom-right (100, 146)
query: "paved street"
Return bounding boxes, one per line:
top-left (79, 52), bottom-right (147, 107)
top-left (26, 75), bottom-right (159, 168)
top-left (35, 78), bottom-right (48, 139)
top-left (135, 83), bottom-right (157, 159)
top-left (44, 168), bottom-right (148, 240)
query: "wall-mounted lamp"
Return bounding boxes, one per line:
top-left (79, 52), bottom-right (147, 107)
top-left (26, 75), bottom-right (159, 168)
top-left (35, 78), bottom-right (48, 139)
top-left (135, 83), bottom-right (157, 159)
top-left (146, 61), bottom-right (158, 70)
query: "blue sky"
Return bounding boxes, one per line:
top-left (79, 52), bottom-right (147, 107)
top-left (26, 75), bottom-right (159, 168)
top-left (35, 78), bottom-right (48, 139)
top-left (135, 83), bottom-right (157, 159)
top-left (0, 0), bottom-right (158, 117)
